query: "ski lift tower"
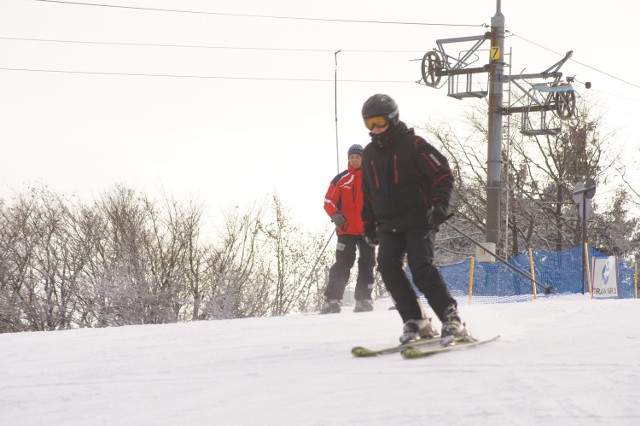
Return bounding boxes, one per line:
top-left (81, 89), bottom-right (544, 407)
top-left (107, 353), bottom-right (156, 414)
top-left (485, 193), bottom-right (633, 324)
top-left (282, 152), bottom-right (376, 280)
top-left (486, 4), bottom-right (505, 250)
top-left (418, 0), bottom-right (577, 255)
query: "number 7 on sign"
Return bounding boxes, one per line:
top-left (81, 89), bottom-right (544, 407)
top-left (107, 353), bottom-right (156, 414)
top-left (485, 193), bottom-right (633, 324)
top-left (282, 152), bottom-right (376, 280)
top-left (490, 46), bottom-right (500, 61)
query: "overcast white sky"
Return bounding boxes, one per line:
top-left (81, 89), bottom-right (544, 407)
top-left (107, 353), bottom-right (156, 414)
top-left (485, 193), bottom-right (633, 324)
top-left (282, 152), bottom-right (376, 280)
top-left (1, 0), bottom-right (639, 236)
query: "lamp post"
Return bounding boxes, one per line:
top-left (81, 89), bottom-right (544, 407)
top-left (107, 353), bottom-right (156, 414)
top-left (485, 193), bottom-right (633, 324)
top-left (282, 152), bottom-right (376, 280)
top-left (334, 50), bottom-right (341, 173)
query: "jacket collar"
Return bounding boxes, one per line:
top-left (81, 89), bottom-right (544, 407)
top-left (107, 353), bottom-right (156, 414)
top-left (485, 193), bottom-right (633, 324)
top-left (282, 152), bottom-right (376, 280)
top-left (348, 163), bottom-right (361, 174)
top-left (370, 121), bottom-right (410, 148)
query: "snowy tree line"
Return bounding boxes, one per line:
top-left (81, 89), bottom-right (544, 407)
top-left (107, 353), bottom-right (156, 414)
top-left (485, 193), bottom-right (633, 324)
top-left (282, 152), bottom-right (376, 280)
top-left (0, 186), bottom-right (353, 333)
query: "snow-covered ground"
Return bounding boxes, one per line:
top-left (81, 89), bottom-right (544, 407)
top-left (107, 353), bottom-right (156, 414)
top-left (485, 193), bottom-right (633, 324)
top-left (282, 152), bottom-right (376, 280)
top-left (1, 294), bottom-right (639, 425)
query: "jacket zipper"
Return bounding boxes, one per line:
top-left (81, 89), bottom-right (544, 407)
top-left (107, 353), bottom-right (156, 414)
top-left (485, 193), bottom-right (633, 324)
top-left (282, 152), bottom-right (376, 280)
top-left (394, 154), bottom-right (399, 184)
top-left (371, 161), bottom-right (380, 188)
top-left (352, 172), bottom-right (357, 204)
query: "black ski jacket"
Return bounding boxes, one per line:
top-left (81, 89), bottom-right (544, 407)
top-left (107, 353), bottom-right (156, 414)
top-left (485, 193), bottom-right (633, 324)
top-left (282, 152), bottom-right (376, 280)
top-left (361, 121), bottom-right (454, 234)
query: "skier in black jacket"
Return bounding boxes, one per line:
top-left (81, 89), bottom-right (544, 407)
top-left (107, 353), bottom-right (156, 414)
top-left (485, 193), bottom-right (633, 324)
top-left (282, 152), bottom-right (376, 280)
top-left (360, 93), bottom-right (470, 344)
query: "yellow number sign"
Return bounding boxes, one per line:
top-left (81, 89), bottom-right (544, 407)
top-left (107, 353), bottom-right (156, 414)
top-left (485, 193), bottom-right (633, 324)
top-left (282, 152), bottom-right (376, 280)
top-left (490, 46), bottom-right (500, 61)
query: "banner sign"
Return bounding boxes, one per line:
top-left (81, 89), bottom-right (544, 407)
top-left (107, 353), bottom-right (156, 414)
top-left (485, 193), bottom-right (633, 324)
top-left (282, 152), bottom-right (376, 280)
top-left (591, 256), bottom-right (620, 298)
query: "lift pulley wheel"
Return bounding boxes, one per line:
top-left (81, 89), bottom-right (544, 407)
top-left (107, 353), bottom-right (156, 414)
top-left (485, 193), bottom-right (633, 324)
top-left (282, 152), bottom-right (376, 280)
top-left (555, 90), bottom-right (576, 119)
top-left (421, 51), bottom-right (443, 87)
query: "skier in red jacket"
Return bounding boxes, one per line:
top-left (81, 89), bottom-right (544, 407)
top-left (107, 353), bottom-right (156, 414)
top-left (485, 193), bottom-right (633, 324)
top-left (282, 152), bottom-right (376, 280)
top-left (321, 144), bottom-right (376, 314)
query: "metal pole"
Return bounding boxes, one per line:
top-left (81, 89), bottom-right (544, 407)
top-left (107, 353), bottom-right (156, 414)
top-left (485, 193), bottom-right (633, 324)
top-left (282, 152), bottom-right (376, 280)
top-left (504, 45), bottom-right (512, 257)
top-left (581, 194), bottom-right (587, 294)
top-left (486, 0), bottom-right (505, 246)
top-left (301, 230), bottom-right (336, 290)
top-left (447, 222), bottom-right (553, 294)
top-left (334, 50), bottom-right (341, 174)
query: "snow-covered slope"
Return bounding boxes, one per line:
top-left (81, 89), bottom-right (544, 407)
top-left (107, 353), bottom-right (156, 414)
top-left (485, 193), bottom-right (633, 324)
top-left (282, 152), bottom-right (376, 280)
top-left (1, 295), bottom-right (639, 425)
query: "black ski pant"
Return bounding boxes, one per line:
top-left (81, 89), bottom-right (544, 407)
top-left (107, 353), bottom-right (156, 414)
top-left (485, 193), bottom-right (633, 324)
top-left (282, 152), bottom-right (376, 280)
top-left (324, 234), bottom-right (376, 302)
top-left (376, 227), bottom-right (456, 323)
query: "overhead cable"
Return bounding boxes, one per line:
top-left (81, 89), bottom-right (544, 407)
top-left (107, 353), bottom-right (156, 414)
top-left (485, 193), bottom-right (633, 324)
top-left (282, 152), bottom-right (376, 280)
top-left (511, 32), bottom-right (640, 91)
top-left (34, 0), bottom-right (485, 28)
top-left (0, 66), bottom-right (414, 84)
top-left (0, 36), bottom-right (425, 54)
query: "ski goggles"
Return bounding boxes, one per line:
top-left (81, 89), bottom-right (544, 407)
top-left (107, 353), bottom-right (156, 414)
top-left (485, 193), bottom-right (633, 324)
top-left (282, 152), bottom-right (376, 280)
top-left (363, 115), bottom-right (388, 130)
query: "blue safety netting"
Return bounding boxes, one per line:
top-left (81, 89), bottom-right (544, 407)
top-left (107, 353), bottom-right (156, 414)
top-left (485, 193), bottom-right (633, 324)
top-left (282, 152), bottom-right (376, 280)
top-left (413, 246), bottom-right (637, 303)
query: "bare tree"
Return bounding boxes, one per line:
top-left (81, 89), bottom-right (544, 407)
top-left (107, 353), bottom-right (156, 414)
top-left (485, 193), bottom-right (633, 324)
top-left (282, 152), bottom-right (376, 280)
top-left (200, 202), bottom-right (268, 319)
top-left (262, 194), bottom-right (314, 316)
top-left (421, 96), bottom-right (633, 258)
top-left (295, 229), bottom-right (335, 313)
top-left (0, 187), bottom-right (85, 331)
top-left (590, 188), bottom-right (640, 257)
top-left (0, 197), bottom-right (25, 333)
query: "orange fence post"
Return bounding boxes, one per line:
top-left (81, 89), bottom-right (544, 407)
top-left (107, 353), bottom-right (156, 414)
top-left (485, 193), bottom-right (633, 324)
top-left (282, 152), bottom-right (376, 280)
top-left (528, 248), bottom-right (537, 299)
top-left (635, 261), bottom-right (638, 299)
top-left (468, 256), bottom-right (475, 304)
top-left (584, 243), bottom-right (593, 297)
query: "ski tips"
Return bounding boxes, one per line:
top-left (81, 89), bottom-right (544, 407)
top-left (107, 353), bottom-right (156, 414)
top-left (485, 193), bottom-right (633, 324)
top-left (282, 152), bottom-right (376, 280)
top-left (400, 347), bottom-right (423, 359)
top-left (351, 346), bottom-right (377, 357)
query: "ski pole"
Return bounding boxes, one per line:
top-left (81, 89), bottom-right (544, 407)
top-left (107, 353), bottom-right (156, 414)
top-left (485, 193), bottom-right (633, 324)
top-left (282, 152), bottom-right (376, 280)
top-left (301, 229), bottom-right (335, 290)
top-left (446, 222), bottom-right (554, 295)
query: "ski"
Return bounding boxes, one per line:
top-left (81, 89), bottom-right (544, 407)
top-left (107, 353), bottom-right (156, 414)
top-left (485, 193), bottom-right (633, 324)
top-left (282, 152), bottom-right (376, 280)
top-left (351, 336), bottom-right (442, 357)
top-left (400, 335), bottom-right (501, 359)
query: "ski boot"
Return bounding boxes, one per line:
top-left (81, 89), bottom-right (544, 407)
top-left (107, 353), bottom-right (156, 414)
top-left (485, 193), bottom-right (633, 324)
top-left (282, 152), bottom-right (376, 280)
top-left (440, 305), bottom-right (472, 345)
top-left (399, 318), bottom-right (439, 344)
top-left (320, 299), bottom-right (341, 314)
top-left (353, 299), bottom-right (374, 313)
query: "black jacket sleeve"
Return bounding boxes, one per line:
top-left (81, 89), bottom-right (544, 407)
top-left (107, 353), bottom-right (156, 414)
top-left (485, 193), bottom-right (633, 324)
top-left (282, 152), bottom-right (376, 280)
top-left (414, 138), bottom-right (454, 210)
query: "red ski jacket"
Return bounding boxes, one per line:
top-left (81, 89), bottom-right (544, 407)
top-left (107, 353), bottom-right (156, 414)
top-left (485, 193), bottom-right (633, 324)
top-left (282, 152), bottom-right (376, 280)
top-left (323, 164), bottom-right (365, 235)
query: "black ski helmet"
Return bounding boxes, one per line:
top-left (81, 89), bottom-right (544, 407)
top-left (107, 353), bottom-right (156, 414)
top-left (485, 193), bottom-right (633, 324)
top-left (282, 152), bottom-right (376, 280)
top-left (361, 94), bottom-right (399, 126)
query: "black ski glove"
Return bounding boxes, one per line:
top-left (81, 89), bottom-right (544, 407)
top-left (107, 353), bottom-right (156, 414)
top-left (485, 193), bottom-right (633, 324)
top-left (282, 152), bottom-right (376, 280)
top-left (427, 205), bottom-right (449, 229)
top-left (332, 212), bottom-right (347, 229)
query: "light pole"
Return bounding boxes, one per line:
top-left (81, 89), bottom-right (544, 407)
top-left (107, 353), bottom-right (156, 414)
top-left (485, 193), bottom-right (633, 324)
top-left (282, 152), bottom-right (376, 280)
top-left (334, 50), bottom-right (341, 173)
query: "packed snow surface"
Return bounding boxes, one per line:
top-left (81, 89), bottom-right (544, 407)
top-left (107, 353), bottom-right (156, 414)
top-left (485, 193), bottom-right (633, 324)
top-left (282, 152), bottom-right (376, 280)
top-left (2, 294), bottom-right (639, 425)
